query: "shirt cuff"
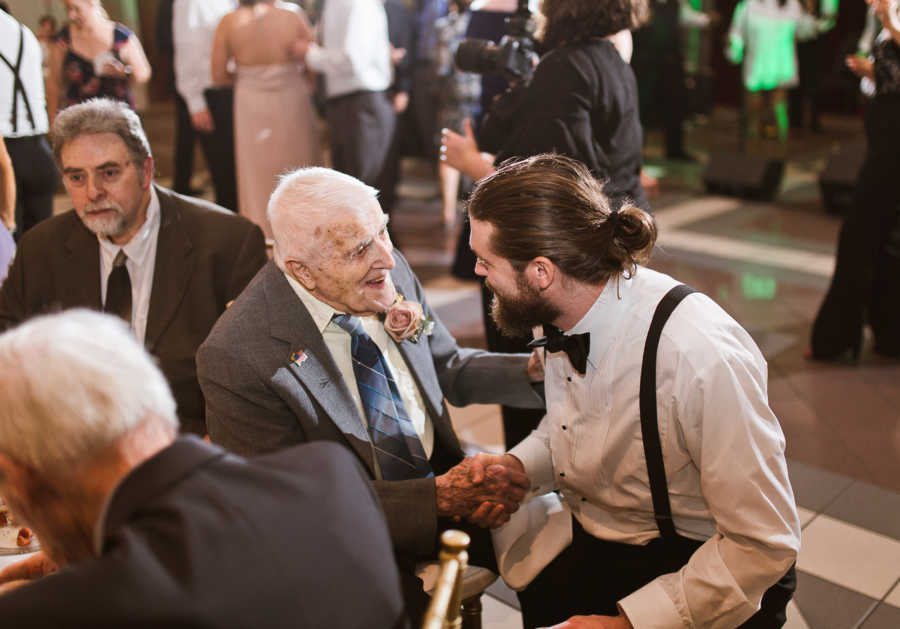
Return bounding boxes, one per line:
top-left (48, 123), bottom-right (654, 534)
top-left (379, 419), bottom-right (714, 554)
top-left (304, 43), bottom-right (325, 73)
top-left (184, 93), bottom-right (208, 115)
top-left (509, 434), bottom-right (555, 497)
top-left (618, 579), bottom-right (685, 629)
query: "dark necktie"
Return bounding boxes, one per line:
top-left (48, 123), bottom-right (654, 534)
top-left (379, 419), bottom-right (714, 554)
top-left (332, 314), bottom-right (433, 481)
top-left (104, 249), bottom-right (132, 325)
top-left (528, 324), bottom-right (591, 375)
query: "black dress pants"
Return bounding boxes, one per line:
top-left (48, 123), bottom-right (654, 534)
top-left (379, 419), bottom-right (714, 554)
top-left (7, 134), bottom-right (58, 240)
top-left (517, 518), bottom-right (796, 629)
top-left (199, 87), bottom-right (238, 212)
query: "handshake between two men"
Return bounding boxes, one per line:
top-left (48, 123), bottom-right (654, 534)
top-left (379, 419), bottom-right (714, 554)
top-left (436, 452), bottom-right (529, 529)
top-left (434, 349), bottom-right (543, 530)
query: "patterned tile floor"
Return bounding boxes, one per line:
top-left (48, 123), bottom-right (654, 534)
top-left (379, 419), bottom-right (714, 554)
top-left (140, 104), bottom-right (898, 628)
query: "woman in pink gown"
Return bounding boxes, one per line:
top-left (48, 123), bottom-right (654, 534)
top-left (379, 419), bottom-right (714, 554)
top-left (212, 0), bottom-right (322, 239)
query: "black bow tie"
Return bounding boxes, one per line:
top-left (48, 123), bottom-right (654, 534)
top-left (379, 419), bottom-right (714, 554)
top-left (528, 325), bottom-right (590, 375)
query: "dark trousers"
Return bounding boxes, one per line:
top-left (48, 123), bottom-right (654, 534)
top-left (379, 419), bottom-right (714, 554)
top-left (377, 91), bottom-right (405, 217)
top-left (172, 94), bottom-right (197, 194)
top-left (410, 62), bottom-right (439, 159)
top-left (7, 134), bottom-right (59, 240)
top-left (790, 37), bottom-right (823, 130)
top-left (199, 87), bottom-right (238, 212)
top-left (326, 90), bottom-right (395, 187)
top-left (811, 96), bottom-right (900, 358)
top-left (518, 518), bottom-right (796, 629)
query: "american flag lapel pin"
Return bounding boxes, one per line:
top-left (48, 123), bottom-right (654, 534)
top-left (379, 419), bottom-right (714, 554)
top-left (289, 349), bottom-right (308, 366)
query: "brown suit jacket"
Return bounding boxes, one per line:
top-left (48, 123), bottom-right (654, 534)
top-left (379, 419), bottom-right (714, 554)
top-left (0, 186), bottom-right (267, 434)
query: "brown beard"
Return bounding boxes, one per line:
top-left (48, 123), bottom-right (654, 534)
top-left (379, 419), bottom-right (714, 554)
top-left (487, 273), bottom-right (561, 338)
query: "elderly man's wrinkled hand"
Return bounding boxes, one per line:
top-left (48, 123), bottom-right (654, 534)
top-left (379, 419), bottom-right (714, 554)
top-left (435, 454), bottom-right (529, 525)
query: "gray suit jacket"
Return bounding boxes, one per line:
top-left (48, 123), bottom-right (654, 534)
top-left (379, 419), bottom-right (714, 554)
top-left (197, 252), bottom-right (543, 555)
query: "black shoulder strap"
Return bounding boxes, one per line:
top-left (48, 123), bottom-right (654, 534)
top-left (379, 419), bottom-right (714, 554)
top-left (0, 23), bottom-right (36, 134)
top-left (639, 284), bottom-right (696, 539)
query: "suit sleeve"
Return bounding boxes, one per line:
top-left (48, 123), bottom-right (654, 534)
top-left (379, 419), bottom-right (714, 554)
top-left (396, 255), bottom-right (544, 409)
top-left (0, 245), bottom-right (28, 332)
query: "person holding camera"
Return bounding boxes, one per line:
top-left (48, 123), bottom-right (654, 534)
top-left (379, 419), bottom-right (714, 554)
top-left (441, 0), bottom-right (651, 212)
top-left (810, 0), bottom-right (900, 361)
top-left (443, 0), bottom-right (652, 451)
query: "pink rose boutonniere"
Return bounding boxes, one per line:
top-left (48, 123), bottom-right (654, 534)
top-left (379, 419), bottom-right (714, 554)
top-left (384, 294), bottom-right (435, 343)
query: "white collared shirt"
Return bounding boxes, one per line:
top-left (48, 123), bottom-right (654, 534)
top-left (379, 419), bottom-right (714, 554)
top-left (283, 273), bottom-right (434, 470)
top-left (98, 187), bottom-right (161, 345)
top-left (304, 0), bottom-right (392, 98)
top-left (0, 12), bottom-right (49, 137)
top-left (173, 0), bottom-right (238, 114)
top-left (510, 267), bottom-right (800, 628)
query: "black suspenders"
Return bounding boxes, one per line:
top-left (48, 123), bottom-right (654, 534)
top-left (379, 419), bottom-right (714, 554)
top-left (639, 284), bottom-right (696, 539)
top-left (0, 22), bottom-right (37, 134)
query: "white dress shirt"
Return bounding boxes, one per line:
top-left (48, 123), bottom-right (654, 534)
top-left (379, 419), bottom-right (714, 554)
top-left (284, 273), bottom-right (434, 473)
top-left (173, 0), bottom-right (237, 114)
top-left (98, 187), bottom-right (161, 345)
top-left (0, 12), bottom-right (49, 137)
top-left (510, 267), bottom-right (800, 628)
top-left (304, 0), bottom-right (392, 98)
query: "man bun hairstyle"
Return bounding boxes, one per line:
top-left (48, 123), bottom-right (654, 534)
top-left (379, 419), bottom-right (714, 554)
top-left (467, 153), bottom-right (656, 284)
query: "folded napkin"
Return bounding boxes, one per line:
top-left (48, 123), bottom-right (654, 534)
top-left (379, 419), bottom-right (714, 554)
top-left (491, 492), bottom-right (573, 591)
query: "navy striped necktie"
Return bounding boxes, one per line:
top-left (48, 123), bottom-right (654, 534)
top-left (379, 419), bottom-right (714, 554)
top-left (332, 314), bottom-right (433, 480)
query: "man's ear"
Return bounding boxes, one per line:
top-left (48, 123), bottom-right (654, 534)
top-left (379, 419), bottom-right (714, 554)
top-left (525, 256), bottom-right (556, 291)
top-left (285, 259), bottom-right (316, 291)
top-left (0, 453), bottom-right (36, 508)
top-left (140, 157), bottom-right (154, 190)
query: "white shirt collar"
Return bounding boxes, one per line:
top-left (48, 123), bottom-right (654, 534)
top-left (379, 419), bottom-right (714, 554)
top-left (568, 272), bottom-right (637, 370)
top-left (97, 186), bottom-right (161, 264)
top-left (283, 271), bottom-right (347, 334)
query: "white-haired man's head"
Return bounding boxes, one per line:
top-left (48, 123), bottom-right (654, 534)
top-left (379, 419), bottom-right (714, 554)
top-left (266, 167), bottom-right (399, 316)
top-left (0, 309), bottom-right (177, 475)
top-left (0, 310), bottom-right (178, 566)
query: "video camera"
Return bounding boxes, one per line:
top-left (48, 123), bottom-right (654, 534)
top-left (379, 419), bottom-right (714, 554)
top-left (453, 0), bottom-right (538, 153)
top-left (453, 0), bottom-right (538, 84)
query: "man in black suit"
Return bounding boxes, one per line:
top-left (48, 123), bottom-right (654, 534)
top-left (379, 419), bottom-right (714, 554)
top-left (0, 98), bottom-right (267, 435)
top-left (0, 309), bottom-right (408, 628)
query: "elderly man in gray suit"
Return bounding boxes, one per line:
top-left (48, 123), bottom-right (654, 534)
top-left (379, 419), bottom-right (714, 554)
top-left (197, 166), bottom-right (544, 622)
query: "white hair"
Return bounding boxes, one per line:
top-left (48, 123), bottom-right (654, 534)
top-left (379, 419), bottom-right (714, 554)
top-left (266, 167), bottom-right (380, 270)
top-left (0, 310), bottom-right (178, 477)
